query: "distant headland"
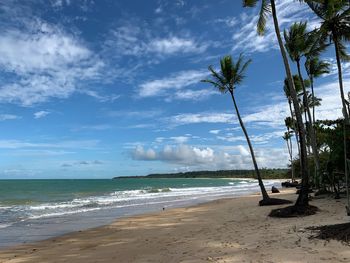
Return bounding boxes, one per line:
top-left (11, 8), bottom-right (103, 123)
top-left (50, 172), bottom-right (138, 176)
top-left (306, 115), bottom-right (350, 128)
top-left (113, 168), bottom-right (289, 180)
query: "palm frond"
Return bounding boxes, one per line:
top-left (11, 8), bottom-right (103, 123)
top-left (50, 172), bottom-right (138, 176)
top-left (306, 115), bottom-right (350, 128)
top-left (242, 0), bottom-right (259, 7)
top-left (337, 40), bottom-right (350, 61)
top-left (202, 55), bottom-right (252, 94)
top-left (305, 57), bottom-right (330, 78)
top-left (208, 65), bottom-right (227, 87)
top-left (201, 79), bottom-right (226, 93)
top-left (257, 0), bottom-right (271, 35)
top-left (306, 0), bottom-right (327, 19)
top-left (284, 22), bottom-right (309, 62)
top-left (236, 53), bottom-right (252, 83)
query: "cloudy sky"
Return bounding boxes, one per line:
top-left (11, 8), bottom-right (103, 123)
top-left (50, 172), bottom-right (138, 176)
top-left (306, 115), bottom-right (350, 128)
top-left (0, 0), bottom-right (348, 178)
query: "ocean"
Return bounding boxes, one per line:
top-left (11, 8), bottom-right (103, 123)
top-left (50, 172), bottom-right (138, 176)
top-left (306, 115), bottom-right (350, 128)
top-left (0, 178), bottom-right (280, 247)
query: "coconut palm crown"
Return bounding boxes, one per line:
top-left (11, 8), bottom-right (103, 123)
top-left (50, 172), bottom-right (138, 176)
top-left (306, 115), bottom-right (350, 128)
top-left (305, 0), bottom-right (350, 119)
top-left (202, 55), bottom-right (251, 94)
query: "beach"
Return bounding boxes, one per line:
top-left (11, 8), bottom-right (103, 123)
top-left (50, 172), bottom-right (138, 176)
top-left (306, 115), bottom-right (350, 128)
top-left (1, 190), bottom-right (349, 263)
top-left (0, 178), bottom-right (281, 247)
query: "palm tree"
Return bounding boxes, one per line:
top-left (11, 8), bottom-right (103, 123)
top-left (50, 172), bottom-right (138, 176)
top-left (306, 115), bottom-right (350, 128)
top-left (202, 55), bottom-right (290, 206)
top-left (283, 76), bottom-right (303, 160)
top-left (284, 22), bottom-right (322, 187)
top-left (305, 56), bottom-right (330, 124)
top-left (304, 0), bottom-right (350, 214)
top-left (243, 0), bottom-right (311, 210)
top-left (283, 120), bottom-right (295, 182)
top-left (305, 0), bottom-right (350, 121)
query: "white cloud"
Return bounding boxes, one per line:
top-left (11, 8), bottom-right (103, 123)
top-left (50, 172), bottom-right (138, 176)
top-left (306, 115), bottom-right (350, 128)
top-left (209, 129), bottom-right (220, 135)
top-left (132, 144), bottom-right (215, 164)
top-left (155, 6), bottom-right (162, 14)
top-left (61, 160), bottom-right (104, 167)
top-left (51, 0), bottom-right (71, 8)
top-left (217, 130), bottom-right (285, 145)
top-left (131, 144), bottom-right (289, 169)
top-left (243, 102), bottom-right (289, 128)
top-left (106, 22), bottom-right (208, 58)
top-left (148, 37), bottom-right (208, 55)
top-left (325, 58), bottom-right (350, 78)
top-left (171, 89), bottom-right (219, 101)
top-left (240, 78), bottom-right (349, 130)
top-left (108, 110), bottom-right (162, 119)
top-left (139, 70), bottom-right (207, 98)
top-left (0, 114), bottom-right (20, 121)
top-left (314, 79), bottom-right (350, 121)
top-left (132, 145), bottom-right (157, 160)
top-left (0, 18), bottom-right (105, 106)
top-left (34, 111), bottom-right (50, 119)
top-left (0, 139), bottom-right (100, 150)
top-left (170, 136), bottom-right (189, 144)
top-left (231, 0), bottom-right (320, 53)
top-left (214, 17), bottom-right (238, 27)
top-left (169, 112), bottom-right (234, 127)
top-left (79, 90), bottom-right (120, 103)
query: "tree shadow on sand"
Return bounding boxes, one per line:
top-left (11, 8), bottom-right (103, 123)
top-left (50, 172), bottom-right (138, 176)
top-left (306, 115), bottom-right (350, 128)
top-left (259, 198), bottom-right (293, 206)
top-left (307, 222), bottom-right (350, 244)
top-left (268, 204), bottom-right (318, 217)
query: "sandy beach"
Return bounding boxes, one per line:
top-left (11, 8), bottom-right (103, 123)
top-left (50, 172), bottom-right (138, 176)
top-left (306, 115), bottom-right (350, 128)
top-left (0, 190), bottom-right (349, 263)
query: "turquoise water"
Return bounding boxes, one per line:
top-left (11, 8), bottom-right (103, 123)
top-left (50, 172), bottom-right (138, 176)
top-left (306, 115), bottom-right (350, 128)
top-left (0, 178), bottom-right (279, 247)
top-left (0, 178), bottom-right (243, 206)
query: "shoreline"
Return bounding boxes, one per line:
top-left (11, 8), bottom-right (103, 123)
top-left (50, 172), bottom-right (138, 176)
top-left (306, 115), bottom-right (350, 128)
top-left (0, 178), bottom-right (283, 248)
top-left (1, 190), bottom-right (349, 262)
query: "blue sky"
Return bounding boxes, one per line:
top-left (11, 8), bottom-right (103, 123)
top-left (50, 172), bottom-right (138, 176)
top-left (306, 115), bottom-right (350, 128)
top-left (0, 0), bottom-right (348, 179)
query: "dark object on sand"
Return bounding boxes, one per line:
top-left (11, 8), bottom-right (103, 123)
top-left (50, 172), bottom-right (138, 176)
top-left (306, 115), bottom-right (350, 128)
top-left (259, 198), bottom-right (293, 206)
top-left (271, 186), bottom-right (280, 193)
top-left (281, 181), bottom-right (299, 188)
top-left (269, 205), bottom-right (318, 217)
top-left (307, 222), bottom-right (350, 244)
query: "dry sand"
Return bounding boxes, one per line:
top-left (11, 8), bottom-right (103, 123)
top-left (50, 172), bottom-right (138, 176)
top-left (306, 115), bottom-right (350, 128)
top-left (0, 190), bottom-right (350, 263)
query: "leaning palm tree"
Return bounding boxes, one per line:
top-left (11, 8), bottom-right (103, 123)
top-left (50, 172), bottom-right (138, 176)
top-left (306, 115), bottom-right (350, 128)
top-left (284, 22), bottom-right (322, 187)
top-left (305, 56), bottom-right (330, 124)
top-left (202, 55), bottom-right (291, 206)
top-left (243, 0), bottom-right (313, 213)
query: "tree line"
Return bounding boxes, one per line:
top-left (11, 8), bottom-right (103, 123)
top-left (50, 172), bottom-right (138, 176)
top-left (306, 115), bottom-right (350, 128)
top-left (202, 0), bottom-right (350, 216)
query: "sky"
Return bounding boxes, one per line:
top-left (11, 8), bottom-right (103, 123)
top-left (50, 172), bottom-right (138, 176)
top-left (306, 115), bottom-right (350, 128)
top-left (0, 0), bottom-right (349, 179)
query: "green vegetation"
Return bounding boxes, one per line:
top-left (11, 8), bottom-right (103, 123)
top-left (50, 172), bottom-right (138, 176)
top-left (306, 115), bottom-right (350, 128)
top-left (243, 0), bottom-right (312, 212)
top-left (118, 0), bottom-right (350, 217)
top-left (145, 169), bottom-right (289, 179)
top-left (241, 0), bottom-right (350, 216)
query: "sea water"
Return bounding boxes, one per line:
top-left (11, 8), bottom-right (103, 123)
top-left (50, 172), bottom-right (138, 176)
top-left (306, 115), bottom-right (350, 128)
top-left (0, 178), bottom-right (280, 247)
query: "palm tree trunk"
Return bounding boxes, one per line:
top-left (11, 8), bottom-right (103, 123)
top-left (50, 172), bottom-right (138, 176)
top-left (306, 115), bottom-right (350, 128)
top-left (270, 0), bottom-right (309, 207)
top-left (310, 78), bottom-right (316, 124)
top-left (286, 128), bottom-right (294, 182)
top-left (289, 100), bottom-right (301, 161)
top-left (289, 130), bottom-right (294, 182)
top-left (334, 39), bottom-right (349, 122)
top-left (229, 91), bottom-right (270, 200)
top-left (334, 37), bottom-right (350, 214)
top-left (296, 60), bottom-right (321, 187)
top-left (310, 77), bottom-right (319, 187)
